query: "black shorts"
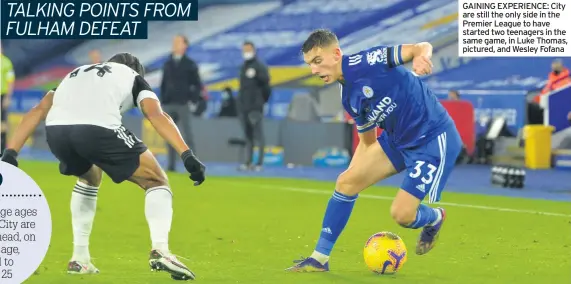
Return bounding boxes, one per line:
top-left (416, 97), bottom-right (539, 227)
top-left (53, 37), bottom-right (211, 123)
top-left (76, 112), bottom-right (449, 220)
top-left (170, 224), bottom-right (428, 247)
top-left (1, 95), bottom-right (7, 122)
top-left (46, 124), bottom-right (148, 183)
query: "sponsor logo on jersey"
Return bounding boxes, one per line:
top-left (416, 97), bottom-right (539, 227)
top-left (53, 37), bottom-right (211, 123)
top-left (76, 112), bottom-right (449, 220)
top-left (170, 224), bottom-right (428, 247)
top-left (366, 48), bottom-right (387, 65)
top-left (366, 96), bottom-right (397, 124)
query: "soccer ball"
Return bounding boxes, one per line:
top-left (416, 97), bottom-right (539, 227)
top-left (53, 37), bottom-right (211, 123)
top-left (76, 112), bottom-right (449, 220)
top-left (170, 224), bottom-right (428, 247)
top-left (363, 231), bottom-right (408, 274)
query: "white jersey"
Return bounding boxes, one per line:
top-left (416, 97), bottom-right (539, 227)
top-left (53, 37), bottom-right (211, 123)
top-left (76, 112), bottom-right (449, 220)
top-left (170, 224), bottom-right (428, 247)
top-left (45, 62), bottom-right (158, 129)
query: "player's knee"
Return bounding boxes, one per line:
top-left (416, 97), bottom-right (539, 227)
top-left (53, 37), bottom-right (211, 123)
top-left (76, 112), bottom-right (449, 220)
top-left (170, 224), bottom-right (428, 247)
top-left (150, 173), bottom-right (169, 189)
top-left (130, 151), bottom-right (170, 189)
top-left (78, 167), bottom-right (103, 187)
top-left (390, 203), bottom-right (417, 226)
top-left (335, 171), bottom-right (363, 195)
top-left (137, 169), bottom-right (169, 190)
top-left (78, 177), bottom-right (101, 188)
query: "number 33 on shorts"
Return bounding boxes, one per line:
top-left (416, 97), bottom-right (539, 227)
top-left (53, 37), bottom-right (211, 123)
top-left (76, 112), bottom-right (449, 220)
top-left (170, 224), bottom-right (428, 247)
top-left (409, 161), bottom-right (438, 184)
top-left (403, 158), bottom-right (455, 204)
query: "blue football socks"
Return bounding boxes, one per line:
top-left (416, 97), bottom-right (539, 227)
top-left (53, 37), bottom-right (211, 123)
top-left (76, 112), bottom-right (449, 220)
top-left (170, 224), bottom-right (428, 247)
top-left (314, 191), bottom-right (358, 258)
top-left (405, 204), bottom-right (441, 229)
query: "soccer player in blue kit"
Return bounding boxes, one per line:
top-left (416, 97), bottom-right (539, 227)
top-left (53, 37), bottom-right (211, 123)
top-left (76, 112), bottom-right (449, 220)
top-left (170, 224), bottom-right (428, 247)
top-left (287, 29), bottom-right (463, 272)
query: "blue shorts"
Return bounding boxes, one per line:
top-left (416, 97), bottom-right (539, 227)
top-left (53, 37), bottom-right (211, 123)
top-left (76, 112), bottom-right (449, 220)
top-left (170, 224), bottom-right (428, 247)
top-left (378, 125), bottom-right (462, 203)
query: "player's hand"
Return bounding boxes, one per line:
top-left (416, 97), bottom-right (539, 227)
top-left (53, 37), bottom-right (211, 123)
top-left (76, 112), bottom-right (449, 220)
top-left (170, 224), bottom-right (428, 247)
top-left (1, 149), bottom-right (19, 167)
top-left (180, 149), bottom-right (206, 186)
top-left (412, 55), bottom-right (433, 76)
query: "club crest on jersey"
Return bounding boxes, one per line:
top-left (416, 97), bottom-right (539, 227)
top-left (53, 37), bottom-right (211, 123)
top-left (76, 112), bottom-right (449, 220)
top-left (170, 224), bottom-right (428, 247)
top-left (362, 86), bottom-right (374, 98)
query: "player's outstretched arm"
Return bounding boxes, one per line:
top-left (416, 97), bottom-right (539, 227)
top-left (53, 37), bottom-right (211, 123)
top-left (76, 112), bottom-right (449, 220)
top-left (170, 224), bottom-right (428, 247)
top-left (399, 42), bottom-right (433, 75)
top-left (140, 97), bottom-right (206, 185)
top-left (6, 90), bottom-right (54, 152)
top-left (139, 98), bottom-right (190, 155)
top-left (399, 42), bottom-right (433, 62)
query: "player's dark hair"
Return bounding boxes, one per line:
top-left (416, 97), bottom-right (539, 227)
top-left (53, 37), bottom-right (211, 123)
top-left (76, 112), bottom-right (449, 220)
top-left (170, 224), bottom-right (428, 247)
top-left (301, 29), bottom-right (339, 54)
top-left (108, 52), bottom-right (145, 77)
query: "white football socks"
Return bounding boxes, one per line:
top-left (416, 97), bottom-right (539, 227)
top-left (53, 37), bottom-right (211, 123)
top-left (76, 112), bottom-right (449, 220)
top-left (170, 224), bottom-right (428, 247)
top-left (145, 186), bottom-right (173, 253)
top-left (310, 251), bottom-right (330, 265)
top-left (70, 181), bottom-right (99, 263)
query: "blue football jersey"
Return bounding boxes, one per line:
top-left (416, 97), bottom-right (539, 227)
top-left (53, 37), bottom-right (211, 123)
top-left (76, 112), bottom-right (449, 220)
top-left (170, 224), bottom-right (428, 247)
top-left (341, 45), bottom-right (453, 148)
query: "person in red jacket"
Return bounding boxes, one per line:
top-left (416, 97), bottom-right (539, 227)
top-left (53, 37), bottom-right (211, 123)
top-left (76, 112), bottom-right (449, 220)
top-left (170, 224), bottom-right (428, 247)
top-left (534, 59), bottom-right (571, 103)
top-left (529, 59), bottom-right (571, 124)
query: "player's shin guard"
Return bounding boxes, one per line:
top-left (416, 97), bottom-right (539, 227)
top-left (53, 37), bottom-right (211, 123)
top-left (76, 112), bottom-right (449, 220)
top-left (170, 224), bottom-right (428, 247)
top-left (404, 204), bottom-right (441, 229)
top-left (314, 191), bottom-right (358, 257)
top-left (145, 186), bottom-right (173, 253)
top-left (70, 181), bottom-right (99, 263)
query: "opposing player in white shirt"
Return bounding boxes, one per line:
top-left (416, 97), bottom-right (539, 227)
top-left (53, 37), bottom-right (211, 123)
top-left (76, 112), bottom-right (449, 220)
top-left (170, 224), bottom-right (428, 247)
top-left (1, 53), bottom-right (205, 281)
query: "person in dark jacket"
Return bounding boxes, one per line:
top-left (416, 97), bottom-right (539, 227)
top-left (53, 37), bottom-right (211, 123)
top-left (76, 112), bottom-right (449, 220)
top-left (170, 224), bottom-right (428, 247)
top-left (238, 41), bottom-right (271, 171)
top-left (160, 34), bottom-right (202, 171)
top-left (219, 87), bottom-right (238, 117)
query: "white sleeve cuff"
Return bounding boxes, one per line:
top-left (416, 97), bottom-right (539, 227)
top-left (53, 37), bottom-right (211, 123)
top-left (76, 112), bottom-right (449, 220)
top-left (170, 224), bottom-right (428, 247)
top-left (136, 90), bottom-right (159, 107)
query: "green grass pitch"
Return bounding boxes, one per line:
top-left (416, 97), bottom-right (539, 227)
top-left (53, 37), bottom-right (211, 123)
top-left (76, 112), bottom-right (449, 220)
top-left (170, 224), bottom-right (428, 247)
top-left (17, 161), bottom-right (571, 283)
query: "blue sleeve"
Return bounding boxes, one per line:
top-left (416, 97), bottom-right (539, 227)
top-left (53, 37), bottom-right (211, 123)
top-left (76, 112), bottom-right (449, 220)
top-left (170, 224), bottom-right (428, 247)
top-left (354, 115), bottom-right (376, 133)
top-left (364, 45), bottom-right (404, 68)
top-left (343, 90), bottom-right (376, 133)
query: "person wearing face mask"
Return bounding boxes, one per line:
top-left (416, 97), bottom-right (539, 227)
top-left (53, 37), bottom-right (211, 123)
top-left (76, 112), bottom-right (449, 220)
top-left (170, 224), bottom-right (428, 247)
top-left (219, 87), bottom-right (238, 117)
top-left (160, 34), bottom-right (202, 171)
top-left (237, 41), bottom-right (271, 171)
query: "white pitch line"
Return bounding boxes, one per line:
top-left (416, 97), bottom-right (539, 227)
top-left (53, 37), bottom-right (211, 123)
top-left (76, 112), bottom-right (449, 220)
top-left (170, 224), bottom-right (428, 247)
top-left (253, 185), bottom-right (571, 218)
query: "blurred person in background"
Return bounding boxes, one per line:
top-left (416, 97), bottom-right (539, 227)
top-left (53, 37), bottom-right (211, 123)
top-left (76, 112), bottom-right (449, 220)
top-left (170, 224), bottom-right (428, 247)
top-left (538, 59), bottom-right (571, 97)
top-left (237, 41), bottom-right (271, 171)
top-left (447, 89), bottom-right (460, 100)
top-left (218, 86), bottom-right (238, 117)
top-left (528, 59), bottom-right (571, 124)
top-left (160, 34), bottom-right (202, 172)
top-left (88, 49), bottom-right (102, 64)
top-left (1, 44), bottom-right (15, 154)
